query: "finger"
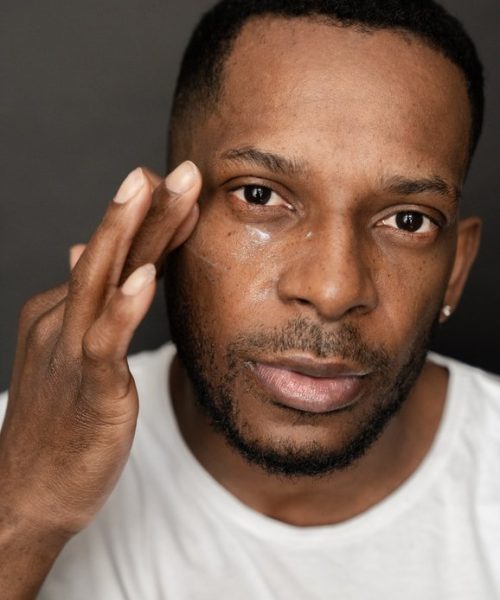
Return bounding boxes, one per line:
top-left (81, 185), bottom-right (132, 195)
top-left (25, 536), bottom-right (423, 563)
top-left (80, 264), bottom-right (156, 402)
top-left (120, 161), bottom-right (202, 283)
top-left (62, 162), bottom-right (199, 353)
top-left (24, 298), bottom-right (67, 362)
top-left (69, 244), bottom-right (86, 270)
top-left (10, 291), bottom-right (67, 397)
top-left (165, 202), bottom-right (200, 254)
top-left (17, 284), bottom-right (68, 343)
top-left (141, 167), bottom-right (162, 190)
top-left (60, 167), bottom-right (153, 349)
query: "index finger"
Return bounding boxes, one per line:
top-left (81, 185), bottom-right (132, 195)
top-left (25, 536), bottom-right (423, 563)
top-left (120, 162), bottom-right (202, 283)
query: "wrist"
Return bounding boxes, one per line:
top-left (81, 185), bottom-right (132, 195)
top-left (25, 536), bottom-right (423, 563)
top-left (0, 505), bottom-right (70, 600)
top-left (0, 501), bottom-right (74, 548)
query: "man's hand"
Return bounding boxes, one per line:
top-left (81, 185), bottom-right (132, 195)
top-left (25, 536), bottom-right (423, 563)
top-left (0, 161), bottom-right (201, 599)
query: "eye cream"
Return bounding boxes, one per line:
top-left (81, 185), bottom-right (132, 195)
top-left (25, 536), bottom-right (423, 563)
top-left (183, 241), bottom-right (230, 273)
top-left (245, 225), bottom-right (272, 243)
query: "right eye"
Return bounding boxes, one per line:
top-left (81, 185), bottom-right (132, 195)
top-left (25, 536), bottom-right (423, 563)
top-left (232, 185), bottom-right (290, 208)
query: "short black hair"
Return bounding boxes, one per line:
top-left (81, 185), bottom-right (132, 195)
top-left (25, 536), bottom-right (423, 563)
top-left (169, 0), bottom-right (484, 163)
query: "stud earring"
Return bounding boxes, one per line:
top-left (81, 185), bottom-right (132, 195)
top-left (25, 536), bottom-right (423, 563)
top-left (441, 305), bottom-right (453, 319)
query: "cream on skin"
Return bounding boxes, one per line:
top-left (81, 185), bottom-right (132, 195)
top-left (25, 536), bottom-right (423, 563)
top-left (182, 240), bottom-right (231, 273)
top-left (244, 224), bottom-right (272, 243)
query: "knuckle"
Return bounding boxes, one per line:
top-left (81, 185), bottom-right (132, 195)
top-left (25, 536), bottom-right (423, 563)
top-left (82, 321), bottom-right (124, 364)
top-left (17, 291), bottom-right (67, 360)
top-left (19, 285), bottom-right (68, 328)
top-left (27, 313), bottom-right (58, 348)
top-left (82, 304), bottom-right (133, 364)
top-left (82, 330), bottom-right (107, 363)
top-left (19, 294), bottom-right (44, 324)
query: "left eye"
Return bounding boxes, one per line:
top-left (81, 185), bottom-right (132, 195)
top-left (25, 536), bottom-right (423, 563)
top-left (232, 185), bottom-right (289, 207)
top-left (381, 211), bottom-right (437, 234)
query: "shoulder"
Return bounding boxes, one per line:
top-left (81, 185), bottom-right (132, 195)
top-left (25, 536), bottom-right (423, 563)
top-left (429, 352), bottom-right (500, 404)
top-left (430, 353), bottom-right (500, 433)
top-left (429, 353), bottom-right (500, 477)
top-left (127, 342), bottom-right (176, 421)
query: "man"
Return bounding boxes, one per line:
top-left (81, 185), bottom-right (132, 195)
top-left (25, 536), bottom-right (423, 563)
top-left (1, 0), bottom-right (499, 598)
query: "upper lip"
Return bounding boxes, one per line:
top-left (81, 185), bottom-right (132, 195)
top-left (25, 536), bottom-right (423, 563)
top-left (250, 355), bottom-right (371, 378)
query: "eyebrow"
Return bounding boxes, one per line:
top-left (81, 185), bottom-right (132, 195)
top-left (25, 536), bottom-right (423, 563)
top-left (382, 175), bottom-right (460, 205)
top-left (219, 146), bottom-right (460, 205)
top-left (220, 146), bottom-right (307, 177)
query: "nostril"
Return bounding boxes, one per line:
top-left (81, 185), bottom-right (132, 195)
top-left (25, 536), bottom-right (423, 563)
top-left (296, 297), bottom-right (312, 307)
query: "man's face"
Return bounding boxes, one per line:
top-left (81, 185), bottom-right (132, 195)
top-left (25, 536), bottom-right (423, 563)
top-left (166, 18), bottom-right (471, 475)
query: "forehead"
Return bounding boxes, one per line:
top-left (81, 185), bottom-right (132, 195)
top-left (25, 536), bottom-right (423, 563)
top-left (201, 17), bottom-right (470, 182)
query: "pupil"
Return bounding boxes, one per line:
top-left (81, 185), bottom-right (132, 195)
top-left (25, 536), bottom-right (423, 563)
top-left (244, 186), bottom-right (272, 205)
top-left (396, 211), bottom-right (423, 232)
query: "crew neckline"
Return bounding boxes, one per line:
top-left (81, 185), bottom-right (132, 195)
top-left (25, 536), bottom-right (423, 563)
top-left (157, 345), bottom-right (468, 545)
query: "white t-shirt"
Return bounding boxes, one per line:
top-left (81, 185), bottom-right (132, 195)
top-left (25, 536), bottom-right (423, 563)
top-left (1, 344), bottom-right (500, 599)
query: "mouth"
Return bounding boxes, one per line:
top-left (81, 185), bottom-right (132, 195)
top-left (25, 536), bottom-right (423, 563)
top-left (249, 356), bottom-right (371, 414)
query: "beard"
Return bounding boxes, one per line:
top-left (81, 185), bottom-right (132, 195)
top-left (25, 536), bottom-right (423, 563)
top-left (165, 254), bottom-right (439, 479)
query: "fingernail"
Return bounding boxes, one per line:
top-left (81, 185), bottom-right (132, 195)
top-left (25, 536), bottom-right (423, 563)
top-left (165, 161), bottom-right (198, 195)
top-left (121, 263), bottom-right (156, 296)
top-left (114, 168), bottom-right (144, 204)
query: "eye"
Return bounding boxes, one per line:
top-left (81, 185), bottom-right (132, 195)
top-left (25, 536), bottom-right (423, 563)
top-left (380, 211), bottom-right (438, 234)
top-left (232, 185), bottom-right (291, 208)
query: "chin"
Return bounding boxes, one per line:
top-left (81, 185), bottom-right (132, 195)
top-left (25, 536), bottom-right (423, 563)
top-left (209, 385), bottom-right (407, 477)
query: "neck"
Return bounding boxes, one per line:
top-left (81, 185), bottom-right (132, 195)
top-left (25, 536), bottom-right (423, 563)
top-left (170, 356), bottom-right (448, 526)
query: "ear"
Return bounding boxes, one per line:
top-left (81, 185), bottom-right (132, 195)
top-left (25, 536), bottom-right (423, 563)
top-left (441, 216), bottom-right (482, 322)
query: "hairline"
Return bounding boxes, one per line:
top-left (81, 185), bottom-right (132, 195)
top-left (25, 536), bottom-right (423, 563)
top-left (168, 13), bottom-right (475, 172)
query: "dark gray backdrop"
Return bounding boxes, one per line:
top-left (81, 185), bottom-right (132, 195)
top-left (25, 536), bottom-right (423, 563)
top-left (1, 0), bottom-right (499, 391)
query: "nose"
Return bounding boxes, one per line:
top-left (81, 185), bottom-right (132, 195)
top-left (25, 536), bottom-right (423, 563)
top-left (276, 220), bottom-right (378, 321)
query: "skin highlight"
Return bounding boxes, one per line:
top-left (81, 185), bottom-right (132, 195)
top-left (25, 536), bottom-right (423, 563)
top-left (165, 18), bottom-right (481, 526)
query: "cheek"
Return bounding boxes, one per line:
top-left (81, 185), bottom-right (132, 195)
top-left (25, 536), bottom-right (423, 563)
top-left (179, 207), bottom-right (289, 333)
top-left (368, 239), bottom-right (455, 358)
top-left (382, 244), bottom-right (452, 304)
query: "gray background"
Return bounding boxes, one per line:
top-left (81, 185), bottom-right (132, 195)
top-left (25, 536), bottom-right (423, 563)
top-left (1, 0), bottom-right (499, 391)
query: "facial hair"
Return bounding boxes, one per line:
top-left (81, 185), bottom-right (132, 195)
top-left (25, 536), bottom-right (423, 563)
top-left (165, 255), bottom-right (439, 479)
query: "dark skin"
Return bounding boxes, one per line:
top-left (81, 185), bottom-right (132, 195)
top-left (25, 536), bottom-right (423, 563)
top-left (0, 16), bottom-right (481, 599)
top-left (0, 165), bottom-right (203, 599)
top-left (167, 20), bottom-right (481, 525)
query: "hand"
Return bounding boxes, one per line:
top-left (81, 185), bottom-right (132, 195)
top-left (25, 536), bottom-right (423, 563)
top-left (0, 161), bottom-right (201, 539)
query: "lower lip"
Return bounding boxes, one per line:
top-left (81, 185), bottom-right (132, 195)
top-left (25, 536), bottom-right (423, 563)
top-left (252, 363), bottom-right (364, 414)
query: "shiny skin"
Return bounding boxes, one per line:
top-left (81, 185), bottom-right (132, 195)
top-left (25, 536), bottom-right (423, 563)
top-left (168, 19), bottom-right (481, 524)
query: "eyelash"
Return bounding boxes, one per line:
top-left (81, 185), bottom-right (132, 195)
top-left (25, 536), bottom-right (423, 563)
top-left (230, 184), bottom-right (442, 235)
top-left (231, 184), bottom-right (293, 210)
top-left (379, 212), bottom-right (439, 235)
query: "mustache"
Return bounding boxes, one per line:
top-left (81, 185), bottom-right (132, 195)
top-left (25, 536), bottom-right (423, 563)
top-left (228, 317), bottom-right (391, 372)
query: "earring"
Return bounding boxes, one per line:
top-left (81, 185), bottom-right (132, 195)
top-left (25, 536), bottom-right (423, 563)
top-left (441, 305), bottom-right (453, 319)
